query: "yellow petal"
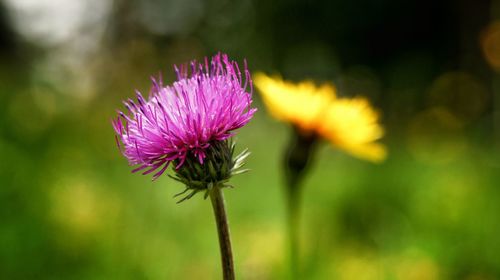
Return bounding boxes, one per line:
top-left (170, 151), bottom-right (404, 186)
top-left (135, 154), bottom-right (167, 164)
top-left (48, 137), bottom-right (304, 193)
top-left (317, 97), bottom-right (387, 162)
top-left (254, 73), bottom-right (335, 131)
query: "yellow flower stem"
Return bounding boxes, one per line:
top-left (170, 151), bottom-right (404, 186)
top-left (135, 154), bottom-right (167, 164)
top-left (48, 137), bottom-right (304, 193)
top-left (210, 185), bottom-right (235, 280)
top-left (284, 127), bottom-right (318, 280)
top-left (286, 178), bottom-right (301, 280)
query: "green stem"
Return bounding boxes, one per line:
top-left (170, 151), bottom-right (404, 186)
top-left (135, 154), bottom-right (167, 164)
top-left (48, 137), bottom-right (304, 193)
top-left (286, 180), bottom-right (301, 280)
top-left (209, 186), bottom-right (235, 280)
top-left (283, 127), bottom-right (318, 280)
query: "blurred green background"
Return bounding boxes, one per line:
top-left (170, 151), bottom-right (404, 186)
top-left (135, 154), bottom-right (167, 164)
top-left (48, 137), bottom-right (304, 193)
top-left (1, 0), bottom-right (500, 279)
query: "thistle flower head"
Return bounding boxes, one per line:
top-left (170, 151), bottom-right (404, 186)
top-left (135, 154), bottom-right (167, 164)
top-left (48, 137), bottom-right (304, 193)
top-left (254, 73), bottom-right (386, 162)
top-left (113, 53), bottom-right (257, 182)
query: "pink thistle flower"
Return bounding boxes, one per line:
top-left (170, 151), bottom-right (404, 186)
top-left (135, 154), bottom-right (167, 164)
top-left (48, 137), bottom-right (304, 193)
top-left (113, 53), bottom-right (257, 180)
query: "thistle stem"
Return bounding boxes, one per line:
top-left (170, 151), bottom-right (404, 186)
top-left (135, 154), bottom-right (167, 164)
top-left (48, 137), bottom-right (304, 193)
top-left (210, 186), bottom-right (235, 280)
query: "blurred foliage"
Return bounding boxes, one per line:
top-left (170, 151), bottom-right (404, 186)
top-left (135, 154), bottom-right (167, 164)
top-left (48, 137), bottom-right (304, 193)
top-left (1, 0), bottom-right (500, 279)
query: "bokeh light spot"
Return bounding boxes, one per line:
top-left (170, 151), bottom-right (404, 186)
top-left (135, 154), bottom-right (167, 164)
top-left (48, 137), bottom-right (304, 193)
top-left (241, 226), bottom-right (284, 280)
top-left (7, 90), bottom-right (53, 139)
top-left (393, 249), bottom-right (440, 280)
top-left (427, 71), bottom-right (489, 123)
top-left (407, 107), bottom-right (466, 164)
top-left (3, 0), bottom-right (112, 47)
top-left (481, 21), bottom-right (500, 70)
top-left (50, 177), bottom-right (122, 236)
top-left (335, 250), bottom-right (383, 280)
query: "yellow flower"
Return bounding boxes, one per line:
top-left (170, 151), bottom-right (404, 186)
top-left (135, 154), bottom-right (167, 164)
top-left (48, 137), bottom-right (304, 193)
top-left (254, 73), bottom-right (387, 162)
top-left (252, 73), bottom-right (335, 131)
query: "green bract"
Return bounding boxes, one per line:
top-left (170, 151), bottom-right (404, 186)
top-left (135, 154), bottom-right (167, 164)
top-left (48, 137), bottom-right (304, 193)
top-left (170, 140), bottom-right (250, 203)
